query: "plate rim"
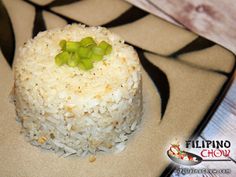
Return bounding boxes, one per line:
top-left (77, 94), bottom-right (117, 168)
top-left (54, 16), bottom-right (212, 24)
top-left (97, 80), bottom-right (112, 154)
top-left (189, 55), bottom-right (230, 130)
top-left (160, 55), bottom-right (236, 177)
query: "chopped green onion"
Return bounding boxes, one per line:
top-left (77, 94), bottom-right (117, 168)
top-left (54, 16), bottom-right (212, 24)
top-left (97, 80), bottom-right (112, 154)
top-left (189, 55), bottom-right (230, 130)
top-left (55, 51), bottom-right (70, 66)
top-left (80, 37), bottom-right (96, 47)
top-left (98, 41), bottom-right (112, 55)
top-left (59, 40), bottom-right (66, 50)
top-left (55, 37), bottom-right (112, 70)
top-left (92, 46), bottom-right (105, 56)
top-left (98, 41), bottom-right (109, 50)
top-left (66, 41), bottom-right (80, 52)
top-left (80, 59), bottom-right (93, 70)
top-left (78, 63), bottom-right (86, 70)
top-left (78, 47), bottom-right (92, 58)
top-left (68, 53), bottom-right (80, 67)
top-left (90, 53), bottom-right (103, 61)
top-left (55, 55), bottom-right (63, 66)
top-left (105, 45), bottom-right (112, 55)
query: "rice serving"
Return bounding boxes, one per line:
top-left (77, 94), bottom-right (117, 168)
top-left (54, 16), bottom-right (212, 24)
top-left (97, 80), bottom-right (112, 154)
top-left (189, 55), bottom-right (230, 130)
top-left (13, 24), bottom-right (142, 156)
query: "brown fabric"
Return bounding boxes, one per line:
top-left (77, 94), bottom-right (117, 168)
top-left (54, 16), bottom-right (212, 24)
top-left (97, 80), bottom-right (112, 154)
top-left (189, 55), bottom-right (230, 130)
top-left (0, 0), bottom-right (235, 177)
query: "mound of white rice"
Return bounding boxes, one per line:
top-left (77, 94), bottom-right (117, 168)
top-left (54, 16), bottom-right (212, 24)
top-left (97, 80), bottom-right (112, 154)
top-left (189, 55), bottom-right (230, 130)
top-left (13, 24), bottom-right (142, 157)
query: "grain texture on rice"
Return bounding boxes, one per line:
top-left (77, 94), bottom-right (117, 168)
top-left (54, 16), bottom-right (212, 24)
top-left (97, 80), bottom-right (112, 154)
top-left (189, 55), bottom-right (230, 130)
top-left (13, 24), bottom-right (142, 156)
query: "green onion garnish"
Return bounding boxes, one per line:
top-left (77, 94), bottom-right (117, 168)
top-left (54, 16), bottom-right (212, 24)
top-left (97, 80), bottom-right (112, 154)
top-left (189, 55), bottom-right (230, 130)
top-left (68, 53), bottom-right (80, 67)
top-left (98, 41), bottom-right (112, 55)
top-left (98, 41), bottom-right (109, 50)
top-left (55, 51), bottom-right (70, 66)
top-left (90, 53), bottom-right (103, 61)
top-left (55, 37), bottom-right (112, 70)
top-left (81, 59), bottom-right (93, 70)
top-left (79, 37), bottom-right (96, 47)
top-left (66, 41), bottom-right (80, 52)
top-left (59, 40), bottom-right (66, 50)
top-left (92, 46), bottom-right (105, 56)
top-left (78, 47), bottom-right (91, 58)
top-left (105, 45), bottom-right (112, 55)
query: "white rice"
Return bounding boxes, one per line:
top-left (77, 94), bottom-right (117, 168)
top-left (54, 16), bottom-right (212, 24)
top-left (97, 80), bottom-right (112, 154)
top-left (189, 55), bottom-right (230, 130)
top-left (13, 24), bottom-right (142, 156)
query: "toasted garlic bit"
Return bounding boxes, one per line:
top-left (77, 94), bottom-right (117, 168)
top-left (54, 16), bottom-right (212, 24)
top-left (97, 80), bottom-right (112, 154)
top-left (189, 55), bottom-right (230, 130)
top-left (70, 125), bottom-right (79, 131)
top-left (89, 155), bottom-right (96, 162)
top-left (102, 61), bottom-right (107, 66)
top-left (107, 144), bottom-right (113, 149)
top-left (103, 142), bottom-right (113, 149)
top-left (105, 84), bottom-right (112, 92)
top-left (121, 57), bottom-right (126, 64)
top-left (64, 106), bottom-right (75, 118)
top-left (50, 133), bottom-right (55, 139)
top-left (65, 106), bottom-right (73, 113)
top-left (90, 139), bottom-right (102, 148)
top-left (112, 121), bottom-right (119, 128)
top-left (67, 107), bottom-right (72, 112)
top-left (128, 67), bottom-right (136, 73)
top-left (38, 136), bottom-right (47, 144)
top-left (94, 94), bottom-right (101, 99)
top-left (21, 116), bottom-right (30, 122)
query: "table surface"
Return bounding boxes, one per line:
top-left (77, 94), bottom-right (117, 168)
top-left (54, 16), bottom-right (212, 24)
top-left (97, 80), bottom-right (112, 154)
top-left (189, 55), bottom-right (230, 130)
top-left (126, 0), bottom-right (236, 176)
